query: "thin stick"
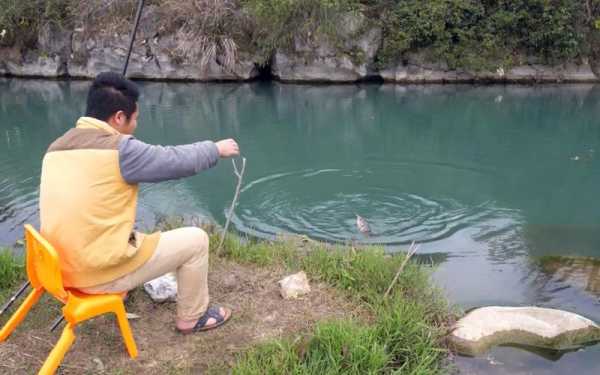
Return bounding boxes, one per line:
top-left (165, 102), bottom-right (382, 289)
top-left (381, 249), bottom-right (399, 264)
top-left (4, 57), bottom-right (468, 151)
top-left (384, 241), bottom-right (419, 299)
top-left (217, 157), bottom-right (246, 254)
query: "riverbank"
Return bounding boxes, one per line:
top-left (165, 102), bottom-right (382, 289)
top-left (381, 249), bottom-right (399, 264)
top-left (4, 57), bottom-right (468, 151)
top-left (0, 225), bottom-right (452, 374)
top-left (2, 63), bottom-right (597, 84)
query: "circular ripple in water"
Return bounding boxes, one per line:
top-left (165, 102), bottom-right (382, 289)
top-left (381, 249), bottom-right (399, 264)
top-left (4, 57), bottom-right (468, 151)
top-left (231, 168), bottom-right (499, 245)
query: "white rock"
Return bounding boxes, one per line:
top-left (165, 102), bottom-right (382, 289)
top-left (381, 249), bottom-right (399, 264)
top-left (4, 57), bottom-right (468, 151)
top-left (143, 272), bottom-right (177, 303)
top-left (126, 313), bottom-right (141, 320)
top-left (449, 306), bottom-right (600, 356)
top-left (279, 271), bottom-right (311, 299)
top-left (92, 357), bottom-right (104, 372)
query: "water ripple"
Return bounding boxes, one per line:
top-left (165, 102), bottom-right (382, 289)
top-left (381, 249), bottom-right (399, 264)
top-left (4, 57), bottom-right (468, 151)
top-left (232, 167), bottom-right (516, 245)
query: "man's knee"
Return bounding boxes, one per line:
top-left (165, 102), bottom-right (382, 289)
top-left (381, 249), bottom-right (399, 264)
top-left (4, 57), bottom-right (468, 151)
top-left (186, 227), bottom-right (209, 255)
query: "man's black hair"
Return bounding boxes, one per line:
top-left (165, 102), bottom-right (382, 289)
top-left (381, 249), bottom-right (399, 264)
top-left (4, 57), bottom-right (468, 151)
top-left (85, 72), bottom-right (140, 122)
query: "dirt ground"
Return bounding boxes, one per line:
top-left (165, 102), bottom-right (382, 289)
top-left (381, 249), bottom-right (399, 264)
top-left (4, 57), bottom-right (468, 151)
top-left (0, 259), bottom-right (365, 374)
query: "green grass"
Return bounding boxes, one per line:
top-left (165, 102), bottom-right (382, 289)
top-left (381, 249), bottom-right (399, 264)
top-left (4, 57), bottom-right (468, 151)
top-left (213, 233), bottom-right (451, 374)
top-left (0, 247), bottom-right (25, 302)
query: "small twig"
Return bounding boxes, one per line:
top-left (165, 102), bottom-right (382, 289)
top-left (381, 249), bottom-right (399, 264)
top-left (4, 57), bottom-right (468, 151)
top-left (217, 157), bottom-right (246, 255)
top-left (28, 334), bottom-right (54, 348)
top-left (384, 241), bottom-right (419, 299)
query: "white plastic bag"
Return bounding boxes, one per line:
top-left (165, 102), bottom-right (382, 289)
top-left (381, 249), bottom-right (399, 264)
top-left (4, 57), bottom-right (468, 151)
top-left (143, 272), bottom-right (178, 302)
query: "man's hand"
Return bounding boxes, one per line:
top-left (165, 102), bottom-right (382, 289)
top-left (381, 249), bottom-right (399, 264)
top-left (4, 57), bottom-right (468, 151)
top-left (215, 139), bottom-right (240, 158)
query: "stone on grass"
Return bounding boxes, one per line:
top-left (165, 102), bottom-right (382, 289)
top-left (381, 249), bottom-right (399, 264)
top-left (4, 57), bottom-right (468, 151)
top-left (449, 306), bottom-right (600, 356)
top-left (279, 271), bottom-right (311, 299)
top-left (143, 272), bottom-right (177, 303)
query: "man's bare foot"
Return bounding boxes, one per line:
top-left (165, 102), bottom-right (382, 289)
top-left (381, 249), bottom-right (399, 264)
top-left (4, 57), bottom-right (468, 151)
top-left (177, 306), bottom-right (231, 333)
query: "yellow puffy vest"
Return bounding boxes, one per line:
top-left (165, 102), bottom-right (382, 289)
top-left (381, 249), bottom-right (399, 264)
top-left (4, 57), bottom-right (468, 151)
top-left (39, 117), bottom-right (159, 288)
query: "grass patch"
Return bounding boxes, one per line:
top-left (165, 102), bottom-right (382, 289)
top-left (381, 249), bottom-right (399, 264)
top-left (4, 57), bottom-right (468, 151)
top-left (233, 320), bottom-right (390, 375)
top-left (212, 233), bottom-right (451, 374)
top-left (0, 247), bottom-right (25, 302)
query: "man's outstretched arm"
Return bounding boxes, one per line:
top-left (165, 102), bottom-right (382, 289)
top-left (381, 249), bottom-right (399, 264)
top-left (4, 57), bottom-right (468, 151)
top-left (118, 136), bottom-right (238, 184)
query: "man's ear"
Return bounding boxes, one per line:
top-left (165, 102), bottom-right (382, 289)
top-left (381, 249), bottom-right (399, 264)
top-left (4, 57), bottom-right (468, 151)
top-left (115, 110), bottom-right (127, 125)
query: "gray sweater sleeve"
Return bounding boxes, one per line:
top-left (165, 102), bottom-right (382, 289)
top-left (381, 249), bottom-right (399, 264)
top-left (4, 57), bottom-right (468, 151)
top-left (118, 136), bottom-right (219, 183)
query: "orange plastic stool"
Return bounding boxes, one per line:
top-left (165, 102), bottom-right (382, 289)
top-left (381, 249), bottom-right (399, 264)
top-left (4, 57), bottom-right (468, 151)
top-left (0, 225), bottom-right (138, 375)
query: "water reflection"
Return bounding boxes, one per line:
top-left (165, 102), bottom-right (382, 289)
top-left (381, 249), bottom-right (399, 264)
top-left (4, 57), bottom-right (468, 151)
top-left (454, 345), bottom-right (600, 375)
top-left (529, 255), bottom-right (600, 312)
top-left (536, 256), bottom-right (600, 298)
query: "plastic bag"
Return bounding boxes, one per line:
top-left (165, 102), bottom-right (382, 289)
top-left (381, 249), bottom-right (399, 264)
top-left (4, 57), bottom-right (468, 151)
top-left (143, 272), bottom-right (177, 302)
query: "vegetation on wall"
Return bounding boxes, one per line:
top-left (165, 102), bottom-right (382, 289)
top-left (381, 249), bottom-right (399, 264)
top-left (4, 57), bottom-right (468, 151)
top-left (0, 0), bottom-right (70, 48)
top-left (377, 0), bottom-right (586, 69)
top-left (1, 0), bottom-right (600, 70)
top-left (243, 0), bottom-right (361, 63)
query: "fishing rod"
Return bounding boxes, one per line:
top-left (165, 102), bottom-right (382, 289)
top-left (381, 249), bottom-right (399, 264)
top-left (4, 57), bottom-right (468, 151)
top-left (0, 0), bottom-right (146, 326)
top-left (123, 0), bottom-right (145, 76)
top-left (48, 0), bottom-right (147, 333)
top-left (0, 281), bottom-right (29, 316)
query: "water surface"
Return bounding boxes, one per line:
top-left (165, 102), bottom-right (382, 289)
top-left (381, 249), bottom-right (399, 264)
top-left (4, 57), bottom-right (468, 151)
top-left (1, 79), bottom-right (600, 374)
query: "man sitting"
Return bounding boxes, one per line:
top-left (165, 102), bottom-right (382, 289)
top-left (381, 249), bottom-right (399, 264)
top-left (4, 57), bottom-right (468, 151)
top-left (39, 72), bottom-right (238, 333)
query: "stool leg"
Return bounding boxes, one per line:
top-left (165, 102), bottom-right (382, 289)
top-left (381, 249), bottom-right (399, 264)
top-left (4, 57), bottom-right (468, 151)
top-left (115, 303), bottom-right (138, 358)
top-left (0, 288), bottom-right (43, 341)
top-left (38, 323), bottom-right (76, 375)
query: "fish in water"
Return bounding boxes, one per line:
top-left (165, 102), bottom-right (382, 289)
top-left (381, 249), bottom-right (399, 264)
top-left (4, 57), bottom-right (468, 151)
top-left (355, 214), bottom-right (371, 236)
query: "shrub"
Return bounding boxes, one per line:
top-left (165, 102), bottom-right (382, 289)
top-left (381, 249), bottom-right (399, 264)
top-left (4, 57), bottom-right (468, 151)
top-left (377, 0), bottom-right (585, 70)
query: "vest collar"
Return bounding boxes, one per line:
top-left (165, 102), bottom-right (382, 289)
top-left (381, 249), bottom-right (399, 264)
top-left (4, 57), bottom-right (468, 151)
top-left (76, 117), bottom-right (121, 135)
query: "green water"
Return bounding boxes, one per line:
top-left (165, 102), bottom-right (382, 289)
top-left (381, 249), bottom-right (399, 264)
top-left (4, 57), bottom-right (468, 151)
top-left (1, 79), bottom-right (600, 374)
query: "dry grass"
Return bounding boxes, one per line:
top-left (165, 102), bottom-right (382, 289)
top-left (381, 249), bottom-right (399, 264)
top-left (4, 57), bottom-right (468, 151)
top-left (0, 257), bottom-right (367, 374)
top-left (71, 0), bottom-right (249, 70)
top-left (70, 0), bottom-right (139, 33)
top-left (158, 0), bottom-right (251, 69)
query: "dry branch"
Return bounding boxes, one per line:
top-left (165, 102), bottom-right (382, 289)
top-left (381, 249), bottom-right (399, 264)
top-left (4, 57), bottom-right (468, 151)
top-left (384, 241), bottom-right (419, 299)
top-left (217, 157), bottom-right (246, 254)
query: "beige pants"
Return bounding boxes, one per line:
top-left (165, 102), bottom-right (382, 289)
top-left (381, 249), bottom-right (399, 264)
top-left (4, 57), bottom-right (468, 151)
top-left (82, 227), bottom-right (210, 321)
